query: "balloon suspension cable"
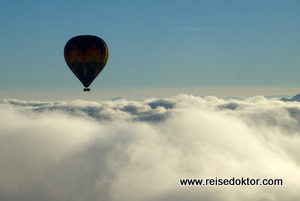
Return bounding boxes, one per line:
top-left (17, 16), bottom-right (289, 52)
top-left (83, 88), bottom-right (90, 92)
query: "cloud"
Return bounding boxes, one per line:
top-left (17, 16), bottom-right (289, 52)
top-left (1, 95), bottom-right (300, 201)
top-left (176, 27), bottom-right (223, 31)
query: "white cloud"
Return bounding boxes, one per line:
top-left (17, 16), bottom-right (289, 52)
top-left (0, 95), bottom-right (300, 201)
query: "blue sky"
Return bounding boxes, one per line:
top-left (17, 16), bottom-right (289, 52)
top-left (1, 0), bottom-right (300, 100)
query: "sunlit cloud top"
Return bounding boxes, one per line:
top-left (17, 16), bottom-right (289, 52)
top-left (1, 95), bottom-right (300, 200)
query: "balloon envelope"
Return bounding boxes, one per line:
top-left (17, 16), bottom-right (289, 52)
top-left (64, 35), bottom-right (109, 90)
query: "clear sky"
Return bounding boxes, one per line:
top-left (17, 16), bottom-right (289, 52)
top-left (1, 0), bottom-right (300, 100)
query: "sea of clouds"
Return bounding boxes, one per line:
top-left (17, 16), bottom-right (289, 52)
top-left (1, 94), bottom-right (300, 201)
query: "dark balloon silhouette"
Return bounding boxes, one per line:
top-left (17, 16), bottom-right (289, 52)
top-left (64, 35), bottom-right (109, 91)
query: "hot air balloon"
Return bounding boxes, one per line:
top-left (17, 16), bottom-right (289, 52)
top-left (64, 35), bottom-right (109, 91)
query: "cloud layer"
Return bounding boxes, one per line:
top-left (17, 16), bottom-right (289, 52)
top-left (1, 95), bottom-right (300, 201)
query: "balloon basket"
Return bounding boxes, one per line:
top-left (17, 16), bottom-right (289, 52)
top-left (84, 88), bottom-right (90, 92)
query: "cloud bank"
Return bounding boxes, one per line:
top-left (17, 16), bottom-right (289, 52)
top-left (1, 95), bottom-right (300, 201)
